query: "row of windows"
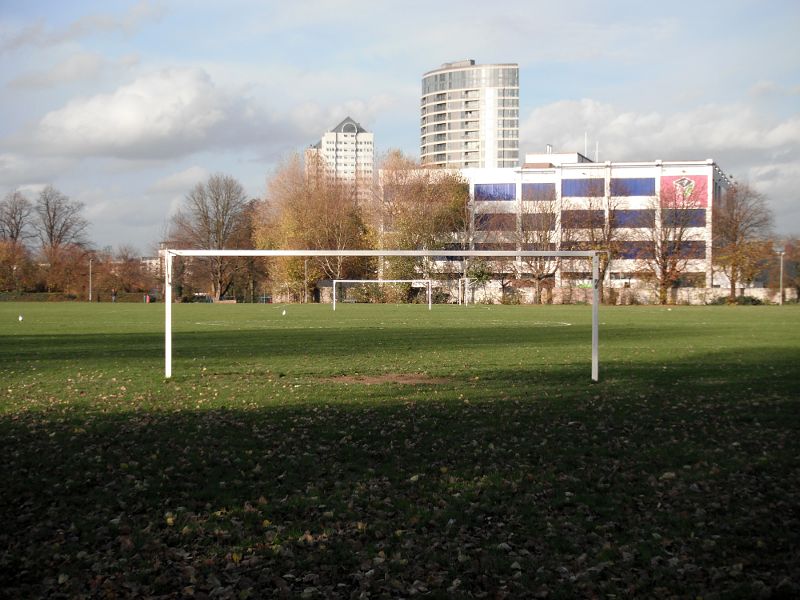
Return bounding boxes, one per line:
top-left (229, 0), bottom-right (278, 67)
top-left (472, 209), bottom-right (707, 230)
top-left (467, 238), bottom-right (708, 260)
top-left (478, 179), bottom-right (702, 203)
top-left (561, 178), bottom-right (657, 197)
top-left (422, 67), bottom-right (519, 94)
top-left (421, 88), bottom-right (519, 104)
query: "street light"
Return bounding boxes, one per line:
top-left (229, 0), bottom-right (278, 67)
top-left (89, 258), bottom-right (93, 302)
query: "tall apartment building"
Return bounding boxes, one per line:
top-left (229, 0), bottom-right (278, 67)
top-left (421, 60), bottom-right (519, 169)
top-left (306, 117), bottom-right (374, 197)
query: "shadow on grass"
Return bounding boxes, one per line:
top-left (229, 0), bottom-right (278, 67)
top-left (1, 346), bottom-right (799, 598)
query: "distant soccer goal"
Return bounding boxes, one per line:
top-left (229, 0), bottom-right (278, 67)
top-left (161, 249), bottom-right (605, 382)
top-left (332, 279), bottom-right (433, 310)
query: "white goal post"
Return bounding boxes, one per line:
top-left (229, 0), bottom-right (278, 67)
top-left (161, 249), bottom-right (605, 381)
top-left (332, 279), bottom-right (433, 311)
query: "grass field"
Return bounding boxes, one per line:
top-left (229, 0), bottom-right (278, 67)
top-left (1, 302), bottom-right (798, 598)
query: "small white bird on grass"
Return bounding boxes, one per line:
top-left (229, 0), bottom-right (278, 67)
top-left (18, 315), bottom-right (23, 322)
top-left (282, 309), bottom-right (286, 316)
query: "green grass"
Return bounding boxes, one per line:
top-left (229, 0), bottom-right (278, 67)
top-left (1, 302), bottom-right (798, 598)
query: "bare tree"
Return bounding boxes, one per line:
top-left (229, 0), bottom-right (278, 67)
top-left (171, 174), bottom-right (251, 301)
top-left (0, 190), bottom-right (33, 244)
top-left (34, 186), bottom-right (89, 254)
top-left (560, 189), bottom-right (625, 302)
top-left (713, 183), bottom-right (773, 302)
top-left (517, 188), bottom-right (561, 304)
top-left (637, 184), bottom-right (706, 304)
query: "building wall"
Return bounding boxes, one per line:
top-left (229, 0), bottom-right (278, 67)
top-left (421, 60), bottom-right (519, 169)
top-left (306, 117), bottom-right (374, 199)
top-left (461, 156), bottom-right (732, 289)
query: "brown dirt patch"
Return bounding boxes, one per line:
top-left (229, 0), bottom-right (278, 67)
top-left (320, 373), bottom-right (451, 385)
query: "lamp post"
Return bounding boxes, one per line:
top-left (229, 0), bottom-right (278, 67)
top-left (777, 249), bottom-right (785, 306)
top-left (89, 258), bottom-right (93, 302)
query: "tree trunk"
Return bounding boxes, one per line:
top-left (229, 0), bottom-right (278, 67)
top-left (659, 281), bottom-right (669, 305)
top-left (729, 272), bottom-right (737, 303)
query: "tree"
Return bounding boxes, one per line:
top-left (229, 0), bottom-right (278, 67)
top-left (560, 182), bottom-right (626, 302)
top-left (255, 154), bottom-right (373, 301)
top-left (637, 183), bottom-right (706, 304)
top-left (171, 174), bottom-right (252, 301)
top-left (30, 186), bottom-right (90, 293)
top-left (713, 183), bottom-right (773, 302)
top-left (34, 186), bottom-right (89, 254)
top-left (518, 189), bottom-right (561, 304)
top-left (0, 190), bottom-right (33, 244)
top-left (375, 150), bottom-right (469, 281)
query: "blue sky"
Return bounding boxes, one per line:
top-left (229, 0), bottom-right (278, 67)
top-left (1, 0), bottom-right (798, 251)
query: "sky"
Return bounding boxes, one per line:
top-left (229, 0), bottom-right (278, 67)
top-left (1, 0), bottom-right (798, 253)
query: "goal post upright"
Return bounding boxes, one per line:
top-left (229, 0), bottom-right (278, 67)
top-left (592, 253), bottom-right (599, 383)
top-left (163, 248), bottom-right (604, 382)
top-left (164, 250), bottom-right (173, 379)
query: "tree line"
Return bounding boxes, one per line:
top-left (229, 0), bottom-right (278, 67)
top-left (2, 150), bottom-right (796, 304)
top-left (0, 186), bottom-right (160, 299)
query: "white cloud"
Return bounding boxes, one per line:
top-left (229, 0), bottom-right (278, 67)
top-left (27, 67), bottom-right (294, 159)
top-left (0, 152), bottom-right (74, 188)
top-left (151, 166), bottom-right (209, 192)
top-left (8, 52), bottom-right (140, 89)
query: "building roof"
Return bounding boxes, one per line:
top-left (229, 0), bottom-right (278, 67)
top-left (330, 116), bottom-right (369, 134)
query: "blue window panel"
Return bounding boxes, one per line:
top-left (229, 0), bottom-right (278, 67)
top-left (612, 209), bottom-right (655, 228)
top-left (610, 178), bottom-right (655, 196)
top-left (474, 183), bottom-right (515, 201)
top-left (521, 212), bottom-right (556, 231)
top-left (561, 210), bottom-right (605, 229)
top-left (521, 182), bottom-right (555, 201)
top-left (475, 213), bottom-right (515, 231)
top-left (561, 178), bottom-right (604, 197)
top-left (664, 241), bottom-right (706, 259)
top-left (662, 209), bottom-right (706, 227)
top-left (616, 241), bottom-right (654, 259)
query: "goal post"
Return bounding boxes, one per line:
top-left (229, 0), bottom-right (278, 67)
top-left (332, 279), bottom-right (433, 311)
top-left (161, 249), bottom-right (605, 382)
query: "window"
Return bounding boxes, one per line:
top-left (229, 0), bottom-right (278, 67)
top-left (521, 182), bottom-right (555, 202)
top-left (664, 240), bottom-right (706, 259)
top-left (561, 210), bottom-right (605, 229)
top-left (474, 183), bottom-right (515, 201)
top-left (615, 241), bottom-right (654, 259)
top-left (662, 209), bottom-right (706, 228)
top-left (610, 178), bottom-right (655, 196)
top-left (521, 212), bottom-right (556, 231)
top-left (611, 209), bottom-right (655, 228)
top-left (562, 179), bottom-right (604, 197)
top-left (475, 213), bottom-right (516, 231)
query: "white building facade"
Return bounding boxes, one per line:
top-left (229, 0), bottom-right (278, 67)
top-left (421, 60), bottom-right (519, 169)
top-left (306, 117), bottom-right (374, 198)
top-left (461, 151), bottom-right (733, 296)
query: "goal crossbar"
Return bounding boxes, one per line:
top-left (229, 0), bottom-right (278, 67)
top-left (333, 279), bottom-right (433, 311)
top-left (162, 248), bottom-right (604, 381)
